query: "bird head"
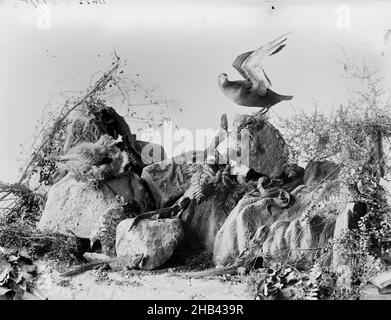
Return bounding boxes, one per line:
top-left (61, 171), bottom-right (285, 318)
top-left (218, 73), bottom-right (228, 86)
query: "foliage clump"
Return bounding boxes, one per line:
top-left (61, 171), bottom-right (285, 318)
top-left (0, 220), bottom-right (82, 263)
top-left (0, 55), bottom-right (127, 266)
top-left (0, 181), bottom-right (46, 224)
top-left (248, 262), bottom-right (340, 300)
top-left (272, 57), bottom-right (391, 299)
top-left (0, 248), bottom-right (46, 300)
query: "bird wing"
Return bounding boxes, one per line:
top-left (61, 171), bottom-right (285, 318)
top-left (232, 51), bottom-right (253, 79)
top-left (234, 32), bottom-right (290, 96)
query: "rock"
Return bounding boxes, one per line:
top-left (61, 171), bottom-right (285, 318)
top-left (262, 220), bottom-right (291, 260)
top-left (213, 195), bottom-right (283, 266)
top-left (360, 283), bottom-right (391, 300)
top-left (216, 113), bottom-right (288, 178)
top-left (283, 218), bottom-right (313, 262)
top-left (181, 199), bottom-right (232, 252)
top-left (369, 271), bottom-right (391, 293)
top-left (303, 160), bottom-right (340, 186)
top-left (37, 172), bottom-right (153, 239)
top-left (270, 181), bottom-right (353, 266)
top-left (134, 140), bottom-right (167, 165)
top-left (104, 173), bottom-right (155, 211)
top-left (180, 178), bottom-right (259, 254)
top-left (141, 151), bottom-right (205, 208)
top-left (213, 178), bottom-right (353, 267)
top-left (261, 215), bottom-right (318, 268)
top-left (115, 218), bottom-right (184, 270)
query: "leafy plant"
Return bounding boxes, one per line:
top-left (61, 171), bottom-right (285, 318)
top-left (249, 262), bottom-right (338, 300)
top-left (0, 181), bottom-right (46, 224)
top-left (0, 220), bottom-right (83, 263)
top-left (268, 56), bottom-right (391, 299)
top-left (0, 248), bottom-right (45, 300)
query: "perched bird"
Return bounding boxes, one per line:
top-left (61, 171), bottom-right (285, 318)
top-left (218, 32), bottom-right (293, 114)
top-left (47, 134), bottom-right (129, 182)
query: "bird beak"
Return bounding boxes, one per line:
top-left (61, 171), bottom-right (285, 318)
top-left (90, 238), bottom-right (97, 250)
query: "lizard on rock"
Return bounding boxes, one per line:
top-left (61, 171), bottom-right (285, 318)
top-left (128, 164), bottom-right (233, 230)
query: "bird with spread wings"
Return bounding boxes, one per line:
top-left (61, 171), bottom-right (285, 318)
top-left (218, 32), bottom-right (293, 115)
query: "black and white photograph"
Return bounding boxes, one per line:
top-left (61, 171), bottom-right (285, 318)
top-left (1, 0), bottom-right (391, 306)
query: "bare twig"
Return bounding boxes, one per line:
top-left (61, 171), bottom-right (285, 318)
top-left (0, 56), bottom-right (121, 202)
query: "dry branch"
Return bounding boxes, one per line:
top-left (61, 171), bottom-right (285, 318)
top-left (0, 56), bottom-right (121, 202)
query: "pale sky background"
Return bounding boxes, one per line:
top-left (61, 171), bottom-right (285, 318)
top-left (1, 0), bottom-right (391, 183)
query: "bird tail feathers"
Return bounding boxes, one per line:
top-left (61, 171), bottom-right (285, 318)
top-left (267, 89), bottom-right (293, 101)
top-left (278, 94), bottom-right (293, 101)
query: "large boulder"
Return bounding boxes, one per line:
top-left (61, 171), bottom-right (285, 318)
top-left (261, 217), bottom-right (316, 267)
top-left (37, 172), bottom-right (154, 239)
top-left (115, 218), bottom-right (184, 270)
top-left (261, 181), bottom-right (352, 267)
top-left (181, 199), bottom-right (228, 252)
top-left (213, 194), bottom-right (285, 266)
top-left (141, 151), bottom-right (205, 208)
top-left (179, 176), bottom-right (259, 253)
top-left (216, 113), bottom-right (289, 178)
top-left (212, 179), bottom-right (353, 267)
top-left (262, 220), bottom-right (291, 259)
top-left (360, 284), bottom-right (391, 300)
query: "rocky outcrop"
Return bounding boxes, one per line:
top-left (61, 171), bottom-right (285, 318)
top-left (115, 218), bottom-right (184, 270)
top-left (212, 179), bottom-right (353, 267)
top-left (261, 181), bottom-right (351, 266)
top-left (261, 220), bottom-right (291, 260)
top-left (181, 198), bottom-right (233, 252)
top-left (37, 172), bottom-right (154, 239)
top-left (141, 151), bottom-right (205, 208)
top-left (213, 194), bottom-right (285, 266)
top-left (216, 113), bottom-right (289, 178)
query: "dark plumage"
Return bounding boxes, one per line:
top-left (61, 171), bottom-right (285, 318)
top-left (218, 32), bottom-right (293, 114)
